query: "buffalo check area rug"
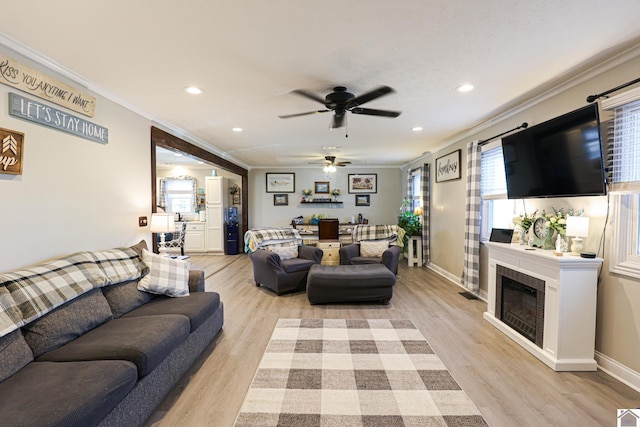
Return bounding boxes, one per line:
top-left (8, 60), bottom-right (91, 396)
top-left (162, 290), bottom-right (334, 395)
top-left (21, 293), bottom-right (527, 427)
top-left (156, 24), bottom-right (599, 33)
top-left (234, 319), bottom-right (488, 427)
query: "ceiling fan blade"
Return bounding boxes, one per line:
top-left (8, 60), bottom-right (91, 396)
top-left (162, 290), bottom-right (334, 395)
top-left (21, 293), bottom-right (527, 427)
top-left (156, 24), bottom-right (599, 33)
top-left (349, 86), bottom-right (394, 107)
top-left (335, 161), bottom-right (351, 165)
top-left (278, 110), bottom-right (330, 119)
top-left (350, 107), bottom-right (401, 117)
top-left (331, 113), bottom-right (346, 129)
top-left (291, 89), bottom-right (328, 105)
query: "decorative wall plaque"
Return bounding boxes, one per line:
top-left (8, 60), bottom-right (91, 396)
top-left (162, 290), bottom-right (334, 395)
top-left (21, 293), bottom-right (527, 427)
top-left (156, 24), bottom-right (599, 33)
top-left (0, 127), bottom-right (24, 175)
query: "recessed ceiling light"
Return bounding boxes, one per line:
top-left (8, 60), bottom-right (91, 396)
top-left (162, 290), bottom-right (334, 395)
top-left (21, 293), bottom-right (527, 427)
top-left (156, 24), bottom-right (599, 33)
top-left (174, 153), bottom-right (183, 157)
top-left (456, 84), bottom-right (474, 93)
top-left (411, 127), bottom-right (423, 132)
top-left (232, 127), bottom-right (243, 132)
top-left (184, 86), bottom-right (203, 95)
top-left (323, 146), bottom-right (340, 150)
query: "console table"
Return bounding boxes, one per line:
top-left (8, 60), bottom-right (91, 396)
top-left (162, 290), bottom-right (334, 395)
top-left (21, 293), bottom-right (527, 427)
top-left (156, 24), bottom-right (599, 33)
top-left (483, 242), bottom-right (603, 371)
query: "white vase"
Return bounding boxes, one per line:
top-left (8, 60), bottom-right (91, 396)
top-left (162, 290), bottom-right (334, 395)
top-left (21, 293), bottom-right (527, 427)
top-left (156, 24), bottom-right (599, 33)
top-left (556, 234), bottom-right (569, 252)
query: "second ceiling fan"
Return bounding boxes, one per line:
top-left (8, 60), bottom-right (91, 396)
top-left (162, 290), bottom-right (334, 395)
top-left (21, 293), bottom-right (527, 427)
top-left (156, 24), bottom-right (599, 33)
top-left (279, 85), bottom-right (401, 129)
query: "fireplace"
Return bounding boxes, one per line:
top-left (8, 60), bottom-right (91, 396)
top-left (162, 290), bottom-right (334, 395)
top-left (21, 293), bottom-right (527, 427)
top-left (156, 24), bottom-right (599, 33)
top-left (495, 265), bottom-right (545, 348)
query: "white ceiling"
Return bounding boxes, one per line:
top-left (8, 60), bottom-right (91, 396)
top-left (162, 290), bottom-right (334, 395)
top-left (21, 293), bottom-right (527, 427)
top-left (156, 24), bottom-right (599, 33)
top-left (2, 1), bottom-right (640, 169)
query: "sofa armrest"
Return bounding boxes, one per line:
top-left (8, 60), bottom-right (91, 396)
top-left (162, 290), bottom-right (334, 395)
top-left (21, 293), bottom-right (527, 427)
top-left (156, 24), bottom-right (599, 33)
top-left (339, 244), bottom-right (361, 265)
top-left (381, 245), bottom-right (402, 275)
top-left (298, 245), bottom-right (323, 263)
top-left (250, 249), bottom-right (284, 272)
top-left (188, 270), bottom-right (206, 292)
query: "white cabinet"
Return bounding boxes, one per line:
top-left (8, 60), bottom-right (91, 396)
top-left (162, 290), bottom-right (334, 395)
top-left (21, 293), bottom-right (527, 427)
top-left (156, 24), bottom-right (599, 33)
top-left (184, 222), bottom-right (206, 252)
top-left (205, 177), bottom-right (227, 252)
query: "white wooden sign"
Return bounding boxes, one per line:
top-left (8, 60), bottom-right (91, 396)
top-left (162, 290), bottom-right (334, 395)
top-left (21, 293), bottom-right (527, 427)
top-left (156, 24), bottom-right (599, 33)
top-left (0, 53), bottom-right (96, 117)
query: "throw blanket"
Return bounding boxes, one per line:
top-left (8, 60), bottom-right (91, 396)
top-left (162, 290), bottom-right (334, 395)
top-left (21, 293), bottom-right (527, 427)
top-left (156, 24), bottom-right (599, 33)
top-left (352, 224), bottom-right (402, 246)
top-left (0, 248), bottom-right (145, 338)
top-left (244, 228), bottom-right (302, 253)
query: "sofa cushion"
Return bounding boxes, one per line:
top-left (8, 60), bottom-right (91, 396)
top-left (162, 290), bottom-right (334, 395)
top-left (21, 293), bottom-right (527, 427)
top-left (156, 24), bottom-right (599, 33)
top-left (0, 329), bottom-right (33, 383)
top-left (36, 314), bottom-right (190, 377)
top-left (123, 292), bottom-right (221, 332)
top-left (270, 245), bottom-right (298, 260)
top-left (102, 279), bottom-right (156, 318)
top-left (350, 256), bottom-right (383, 265)
top-left (0, 251), bottom-right (107, 337)
top-left (282, 258), bottom-right (317, 274)
top-left (360, 240), bottom-right (390, 257)
top-left (0, 360), bottom-right (137, 427)
top-left (138, 249), bottom-right (190, 297)
top-left (22, 288), bottom-right (113, 358)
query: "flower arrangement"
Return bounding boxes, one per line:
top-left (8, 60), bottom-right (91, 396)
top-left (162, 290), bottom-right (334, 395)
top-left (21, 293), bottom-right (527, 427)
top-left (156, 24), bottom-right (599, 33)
top-left (542, 207), bottom-right (583, 236)
top-left (311, 213), bottom-right (328, 220)
top-left (513, 210), bottom-right (537, 233)
top-left (302, 189), bottom-right (313, 196)
top-left (331, 188), bottom-right (341, 196)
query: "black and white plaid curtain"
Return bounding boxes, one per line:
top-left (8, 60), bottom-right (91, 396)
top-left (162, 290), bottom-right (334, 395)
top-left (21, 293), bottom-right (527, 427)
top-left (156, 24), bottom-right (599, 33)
top-left (421, 163), bottom-right (430, 265)
top-left (462, 141), bottom-right (481, 292)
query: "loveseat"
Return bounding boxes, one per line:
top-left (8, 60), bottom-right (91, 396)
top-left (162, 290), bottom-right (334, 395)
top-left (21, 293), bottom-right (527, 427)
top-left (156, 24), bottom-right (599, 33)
top-left (0, 240), bottom-right (224, 427)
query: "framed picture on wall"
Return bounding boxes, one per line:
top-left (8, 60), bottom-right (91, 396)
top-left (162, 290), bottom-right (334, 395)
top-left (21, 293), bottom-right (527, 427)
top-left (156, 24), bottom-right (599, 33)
top-left (232, 194), bottom-right (240, 205)
top-left (435, 149), bottom-right (461, 182)
top-left (266, 173), bottom-right (295, 193)
top-left (314, 181), bottom-right (330, 193)
top-left (273, 194), bottom-right (288, 206)
top-left (348, 174), bottom-right (377, 193)
top-left (355, 194), bottom-right (370, 206)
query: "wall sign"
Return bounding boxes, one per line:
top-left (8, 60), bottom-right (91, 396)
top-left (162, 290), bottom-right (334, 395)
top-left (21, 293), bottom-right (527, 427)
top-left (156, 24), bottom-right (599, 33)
top-left (9, 93), bottom-right (108, 144)
top-left (435, 149), bottom-right (461, 182)
top-left (0, 53), bottom-right (96, 117)
top-left (0, 127), bottom-right (24, 175)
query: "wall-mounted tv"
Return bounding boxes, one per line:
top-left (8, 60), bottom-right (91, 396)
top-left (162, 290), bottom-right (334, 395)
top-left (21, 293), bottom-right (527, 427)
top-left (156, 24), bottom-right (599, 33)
top-left (502, 104), bottom-right (606, 199)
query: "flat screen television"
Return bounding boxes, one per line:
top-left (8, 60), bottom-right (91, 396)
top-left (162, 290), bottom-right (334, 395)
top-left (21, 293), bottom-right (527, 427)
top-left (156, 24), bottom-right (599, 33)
top-left (502, 104), bottom-right (606, 199)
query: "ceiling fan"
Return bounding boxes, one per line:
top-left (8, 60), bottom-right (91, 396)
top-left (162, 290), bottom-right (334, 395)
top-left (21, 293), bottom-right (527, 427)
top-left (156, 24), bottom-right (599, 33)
top-left (309, 155), bottom-right (351, 172)
top-left (279, 85), bottom-right (401, 129)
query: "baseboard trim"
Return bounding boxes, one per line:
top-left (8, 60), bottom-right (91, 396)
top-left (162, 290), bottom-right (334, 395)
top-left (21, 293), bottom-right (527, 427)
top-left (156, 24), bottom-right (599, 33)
top-left (426, 263), bottom-right (488, 302)
top-left (595, 351), bottom-right (640, 393)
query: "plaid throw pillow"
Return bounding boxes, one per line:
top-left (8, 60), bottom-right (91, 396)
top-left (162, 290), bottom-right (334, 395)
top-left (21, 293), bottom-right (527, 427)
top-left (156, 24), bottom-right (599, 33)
top-left (360, 240), bottom-right (389, 257)
top-left (138, 250), bottom-right (190, 297)
top-left (269, 245), bottom-right (298, 260)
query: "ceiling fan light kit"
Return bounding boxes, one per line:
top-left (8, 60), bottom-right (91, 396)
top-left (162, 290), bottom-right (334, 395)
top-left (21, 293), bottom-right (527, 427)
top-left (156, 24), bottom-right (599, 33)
top-left (279, 85), bottom-right (401, 130)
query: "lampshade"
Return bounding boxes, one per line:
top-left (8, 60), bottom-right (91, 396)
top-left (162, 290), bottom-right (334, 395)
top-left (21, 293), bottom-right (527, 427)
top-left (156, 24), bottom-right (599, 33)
top-left (150, 213), bottom-right (175, 233)
top-left (566, 216), bottom-right (589, 237)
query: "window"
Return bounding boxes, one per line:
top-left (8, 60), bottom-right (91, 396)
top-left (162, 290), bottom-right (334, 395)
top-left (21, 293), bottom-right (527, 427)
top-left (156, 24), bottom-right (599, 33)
top-left (163, 178), bottom-right (196, 214)
top-left (410, 168), bottom-right (422, 212)
top-left (604, 89), bottom-right (640, 278)
top-left (480, 140), bottom-right (515, 240)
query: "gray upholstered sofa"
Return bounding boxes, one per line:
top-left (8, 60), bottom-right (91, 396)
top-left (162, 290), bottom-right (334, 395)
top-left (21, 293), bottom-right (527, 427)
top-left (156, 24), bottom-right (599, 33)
top-left (0, 240), bottom-right (223, 427)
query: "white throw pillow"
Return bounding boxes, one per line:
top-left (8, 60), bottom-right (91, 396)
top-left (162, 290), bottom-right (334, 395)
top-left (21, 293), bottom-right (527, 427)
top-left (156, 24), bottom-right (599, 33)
top-left (138, 249), bottom-right (190, 297)
top-left (269, 245), bottom-right (299, 260)
top-left (360, 240), bottom-right (389, 258)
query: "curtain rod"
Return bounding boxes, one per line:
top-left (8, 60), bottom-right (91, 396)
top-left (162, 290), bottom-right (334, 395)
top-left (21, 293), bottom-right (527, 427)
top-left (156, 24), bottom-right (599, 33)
top-left (478, 122), bottom-right (528, 146)
top-left (586, 76), bottom-right (640, 103)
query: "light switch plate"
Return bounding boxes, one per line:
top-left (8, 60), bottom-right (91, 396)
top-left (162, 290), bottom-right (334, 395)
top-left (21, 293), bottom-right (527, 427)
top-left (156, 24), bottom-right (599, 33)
top-left (139, 216), bottom-right (148, 227)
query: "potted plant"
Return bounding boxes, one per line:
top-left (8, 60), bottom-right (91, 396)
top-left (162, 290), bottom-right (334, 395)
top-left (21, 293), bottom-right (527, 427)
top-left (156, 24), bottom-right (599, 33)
top-left (398, 198), bottom-right (421, 252)
top-left (311, 213), bottom-right (328, 224)
top-left (302, 189), bottom-right (313, 202)
top-left (331, 188), bottom-right (341, 201)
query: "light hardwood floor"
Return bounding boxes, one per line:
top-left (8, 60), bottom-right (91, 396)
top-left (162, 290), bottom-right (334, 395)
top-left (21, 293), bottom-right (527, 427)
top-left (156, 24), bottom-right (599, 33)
top-left (146, 254), bottom-right (639, 427)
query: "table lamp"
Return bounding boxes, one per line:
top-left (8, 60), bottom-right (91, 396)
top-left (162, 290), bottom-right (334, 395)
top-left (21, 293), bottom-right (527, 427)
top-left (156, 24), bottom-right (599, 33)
top-left (566, 215), bottom-right (589, 256)
top-left (150, 213), bottom-right (175, 256)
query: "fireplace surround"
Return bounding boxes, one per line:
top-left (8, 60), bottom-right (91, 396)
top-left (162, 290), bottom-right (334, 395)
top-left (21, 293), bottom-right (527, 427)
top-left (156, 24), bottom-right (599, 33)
top-left (483, 242), bottom-right (603, 371)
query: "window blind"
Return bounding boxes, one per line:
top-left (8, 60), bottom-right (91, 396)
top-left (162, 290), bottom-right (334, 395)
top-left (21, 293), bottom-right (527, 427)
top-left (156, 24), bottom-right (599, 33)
top-left (602, 88), bottom-right (640, 190)
top-left (481, 144), bottom-right (507, 199)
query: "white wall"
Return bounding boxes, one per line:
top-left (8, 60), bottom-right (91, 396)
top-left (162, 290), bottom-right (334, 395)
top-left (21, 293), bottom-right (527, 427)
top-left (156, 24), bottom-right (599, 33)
top-left (248, 167), bottom-right (402, 228)
top-left (0, 45), bottom-right (151, 271)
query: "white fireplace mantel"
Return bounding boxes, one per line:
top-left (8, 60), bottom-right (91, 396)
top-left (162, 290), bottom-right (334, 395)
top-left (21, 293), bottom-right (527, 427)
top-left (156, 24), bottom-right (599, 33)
top-left (483, 241), bottom-right (603, 371)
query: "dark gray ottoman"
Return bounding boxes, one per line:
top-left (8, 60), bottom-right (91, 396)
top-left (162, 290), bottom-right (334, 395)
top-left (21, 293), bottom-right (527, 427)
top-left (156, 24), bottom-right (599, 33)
top-left (306, 264), bottom-right (396, 304)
